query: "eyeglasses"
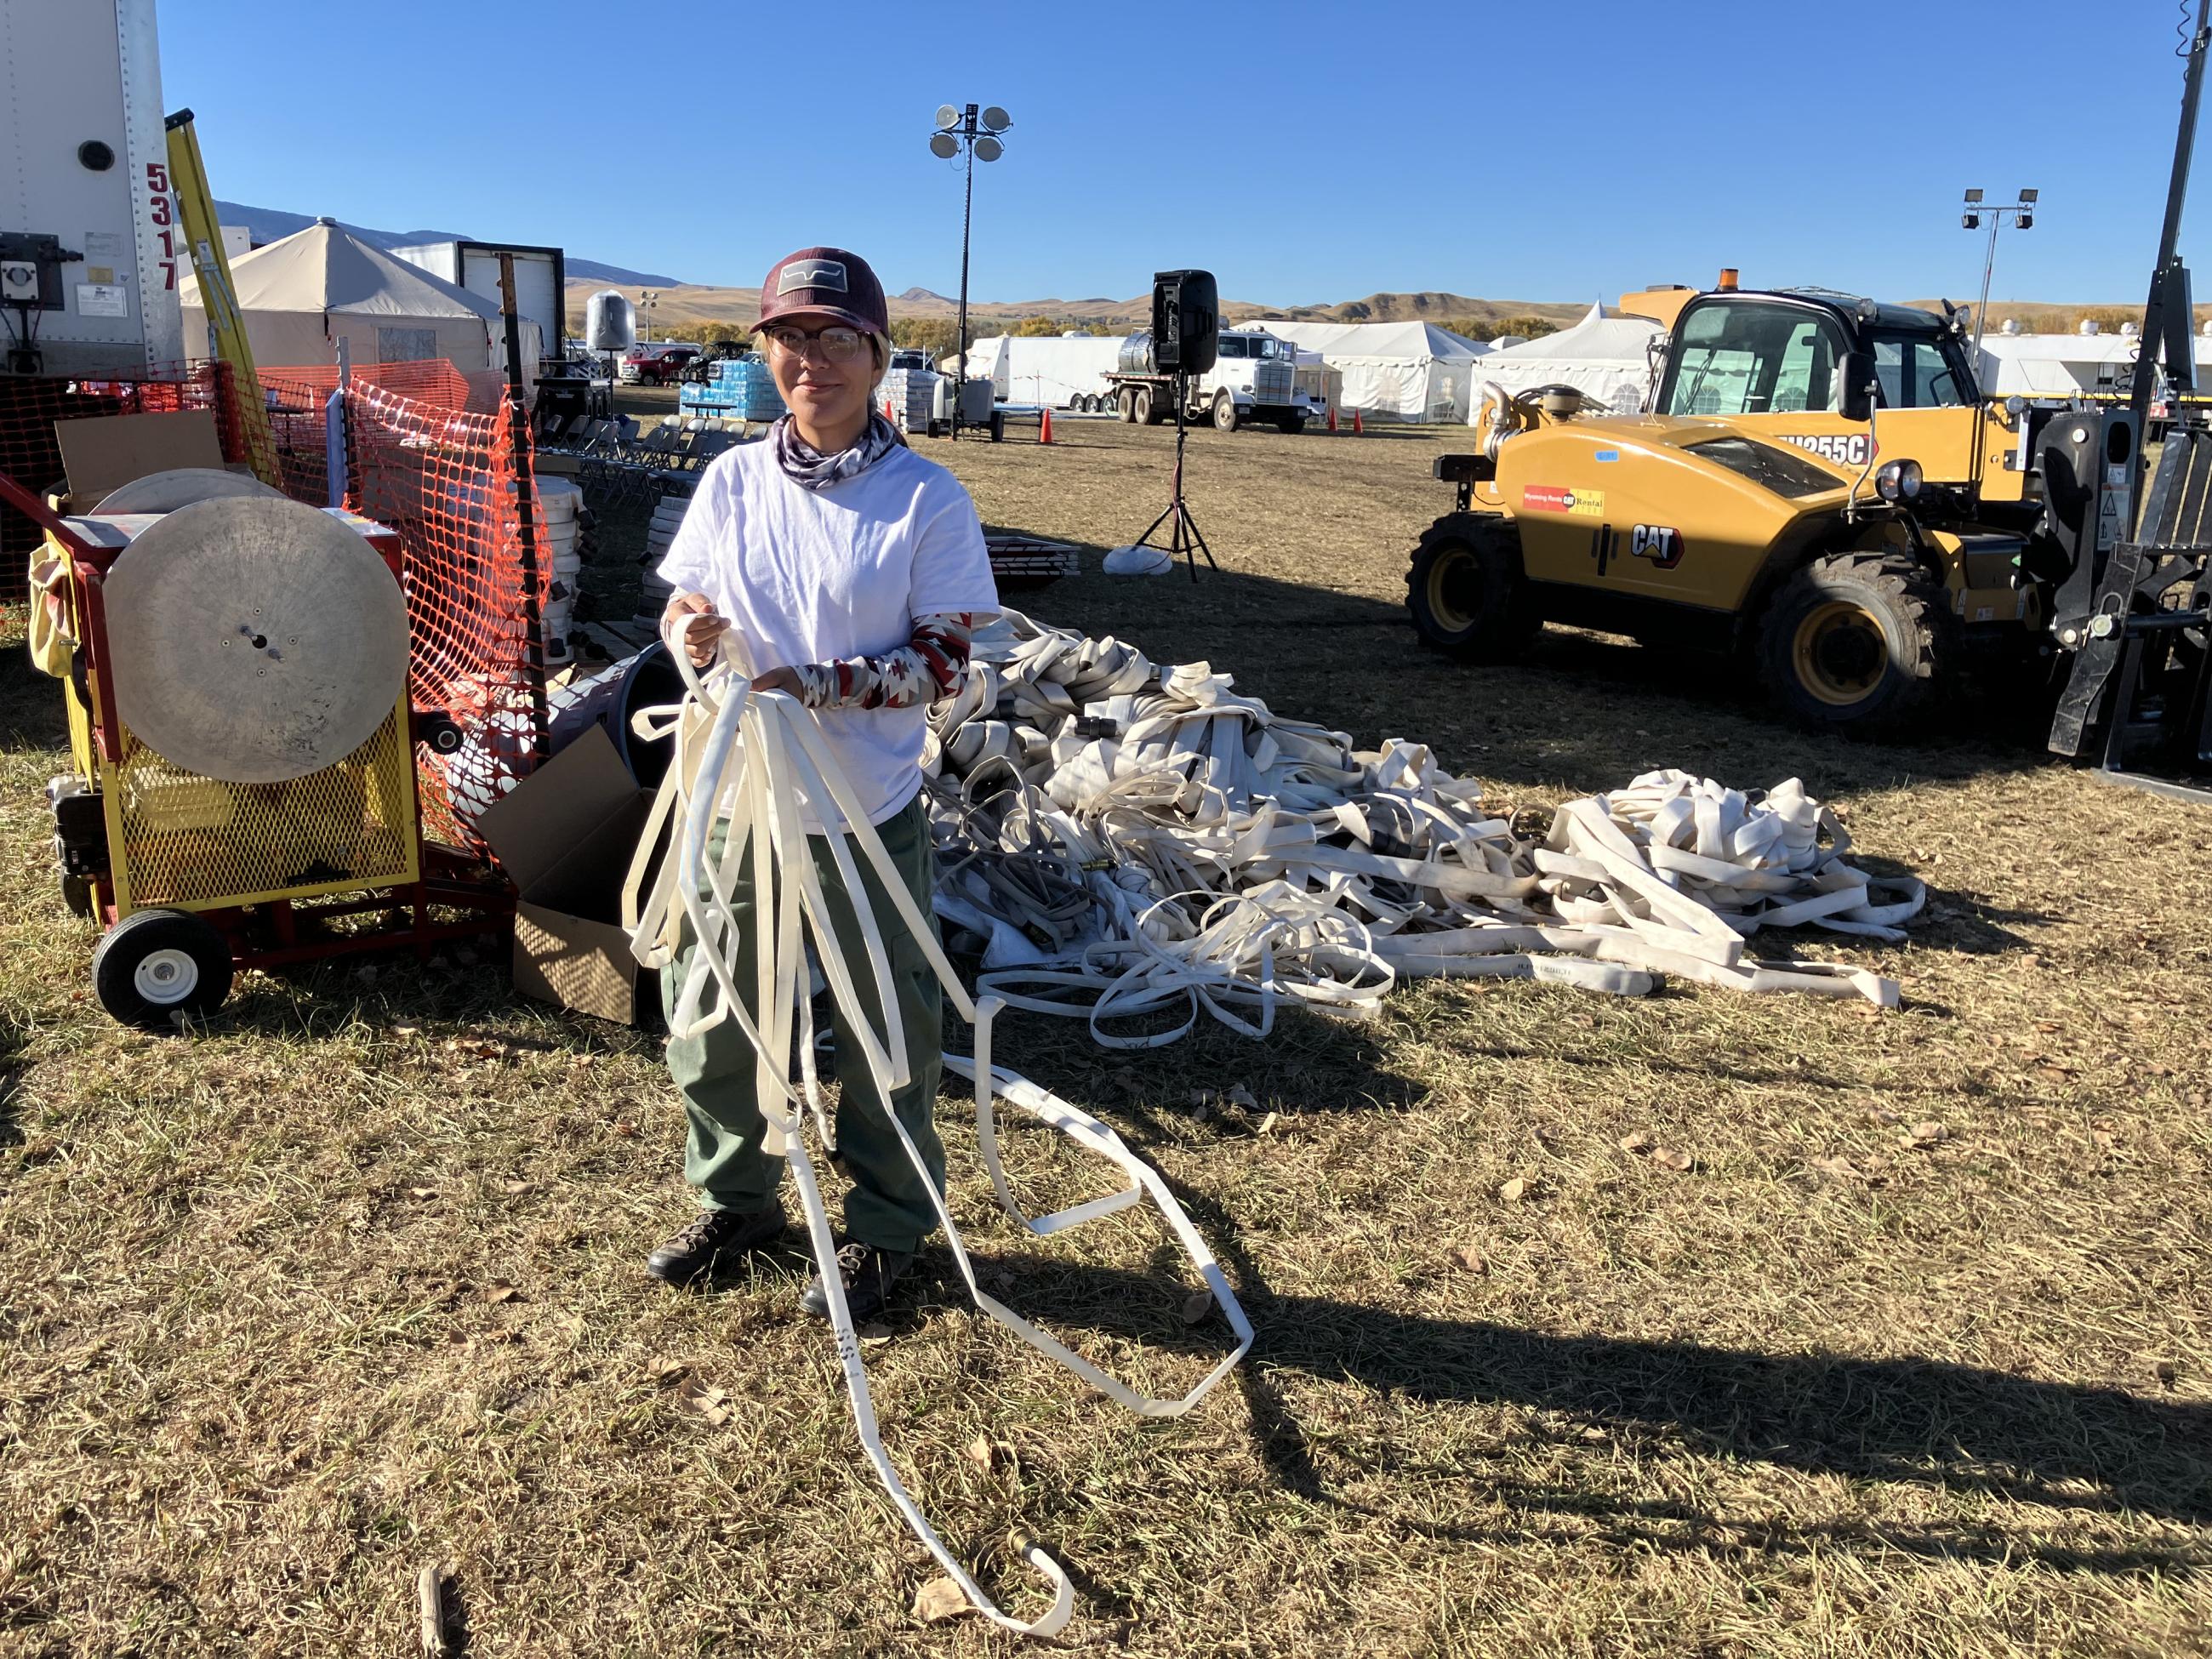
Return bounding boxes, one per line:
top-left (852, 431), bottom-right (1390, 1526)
top-left (766, 324), bottom-right (868, 363)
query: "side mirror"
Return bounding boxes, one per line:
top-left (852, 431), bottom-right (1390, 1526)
top-left (1837, 351), bottom-right (1876, 421)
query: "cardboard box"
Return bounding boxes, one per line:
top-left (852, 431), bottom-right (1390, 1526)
top-left (477, 723), bottom-right (664, 1025)
top-left (55, 409), bottom-right (225, 500)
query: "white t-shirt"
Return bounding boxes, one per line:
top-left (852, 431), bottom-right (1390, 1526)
top-left (657, 437), bottom-right (998, 830)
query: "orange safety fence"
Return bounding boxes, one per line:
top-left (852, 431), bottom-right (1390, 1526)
top-left (322, 374), bottom-right (550, 853)
top-left (6, 356), bottom-right (551, 860)
top-left (0, 361), bottom-right (261, 602)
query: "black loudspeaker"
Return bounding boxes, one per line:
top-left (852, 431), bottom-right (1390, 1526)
top-left (1152, 269), bottom-right (1217, 375)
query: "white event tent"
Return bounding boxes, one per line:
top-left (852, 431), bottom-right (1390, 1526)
top-left (1247, 320), bottom-right (1489, 423)
top-left (1468, 302), bottom-right (1662, 418)
top-left (180, 218), bottom-right (518, 373)
top-left (1975, 325), bottom-right (2158, 398)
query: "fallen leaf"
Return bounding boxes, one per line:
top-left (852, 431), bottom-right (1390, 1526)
top-left (2020, 954), bottom-right (2043, 968)
top-left (1579, 1426), bottom-right (1609, 1442)
top-left (408, 1187), bottom-right (438, 1201)
top-left (646, 1355), bottom-right (689, 1387)
top-left (966, 1434), bottom-right (995, 1470)
top-left (1497, 1177), bottom-right (1529, 1205)
top-left (1808, 1154), bottom-right (1863, 1181)
top-left (675, 1377), bottom-right (729, 1424)
top-left (1648, 1148), bottom-right (1694, 1172)
top-left (1180, 1291), bottom-right (1214, 1325)
top-left (1618, 1132), bottom-right (1655, 1154)
top-left (1257, 1112), bottom-right (1280, 1137)
top-left (569, 1052), bottom-right (597, 1068)
top-left (2091, 1128), bottom-right (2117, 1151)
top-left (501, 1179), bottom-right (534, 1196)
top-left (392, 1024), bottom-right (420, 1037)
top-left (1909, 1120), bottom-right (1948, 1144)
top-left (914, 1576), bottom-right (968, 1623)
top-left (1457, 1246), bottom-right (1488, 1274)
top-left (611, 1120), bottom-right (639, 1139)
top-left (858, 1323), bottom-right (894, 1346)
top-left (479, 1327), bottom-right (524, 1345)
top-left (482, 1282), bottom-right (521, 1304)
top-left (1224, 1083), bottom-right (1258, 1110)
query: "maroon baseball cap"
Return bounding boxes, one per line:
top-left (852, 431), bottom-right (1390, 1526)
top-left (757, 247), bottom-right (889, 337)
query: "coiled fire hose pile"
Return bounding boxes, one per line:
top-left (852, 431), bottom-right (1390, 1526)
top-left (621, 635), bottom-right (1252, 1639)
top-left (923, 611), bottom-right (1925, 1042)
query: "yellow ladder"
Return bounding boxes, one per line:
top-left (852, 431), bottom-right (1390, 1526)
top-left (162, 109), bottom-right (276, 485)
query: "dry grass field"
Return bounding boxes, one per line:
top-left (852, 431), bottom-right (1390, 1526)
top-left (2, 410), bottom-right (2208, 1658)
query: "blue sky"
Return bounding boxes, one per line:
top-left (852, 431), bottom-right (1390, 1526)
top-left (161, 0), bottom-right (2207, 307)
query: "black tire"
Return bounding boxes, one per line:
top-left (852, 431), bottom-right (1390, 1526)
top-left (1133, 386), bottom-right (1155, 425)
top-left (1212, 391), bottom-right (1239, 432)
top-left (1758, 552), bottom-right (1948, 731)
top-left (92, 908), bottom-right (233, 1030)
top-left (1404, 516), bottom-right (1539, 661)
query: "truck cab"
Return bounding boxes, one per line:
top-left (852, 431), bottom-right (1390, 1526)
top-left (1198, 329), bottom-right (1309, 431)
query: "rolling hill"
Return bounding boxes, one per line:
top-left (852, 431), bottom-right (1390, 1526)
top-left (213, 202), bottom-right (679, 287)
top-left (561, 278), bottom-right (1588, 336)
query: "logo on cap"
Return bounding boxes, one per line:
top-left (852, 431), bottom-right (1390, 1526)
top-left (778, 259), bottom-right (848, 295)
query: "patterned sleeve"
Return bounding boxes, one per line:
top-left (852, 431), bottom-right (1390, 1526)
top-left (788, 613), bottom-right (978, 710)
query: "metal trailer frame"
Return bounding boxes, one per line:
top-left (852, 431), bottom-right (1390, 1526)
top-left (0, 0), bottom-right (184, 375)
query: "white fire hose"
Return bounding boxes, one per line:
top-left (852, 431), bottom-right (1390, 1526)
top-left (621, 623), bottom-right (1253, 1639)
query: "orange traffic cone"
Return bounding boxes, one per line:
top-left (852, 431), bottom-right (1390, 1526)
top-left (1353, 409), bottom-right (1365, 436)
top-left (1327, 404), bottom-right (1338, 432)
top-left (883, 394), bottom-right (895, 423)
top-left (1039, 405), bottom-right (1054, 445)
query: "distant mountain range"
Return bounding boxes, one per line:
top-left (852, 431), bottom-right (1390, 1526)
top-left (562, 278), bottom-right (1589, 333)
top-left (212, 201), bottom-right (679, 287)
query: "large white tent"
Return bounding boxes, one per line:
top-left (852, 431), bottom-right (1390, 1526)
top-left (1248, 320), bottom-right (1490, 423)
top-left (1975, 327), bottom-right (2154, 398)
top-left (181, 218), bottom-right (515, 373)
top-left (1468, 302), bottom-right (1661, 419)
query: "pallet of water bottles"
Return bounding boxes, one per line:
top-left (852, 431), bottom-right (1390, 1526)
top-left (880, 368), bottom-right (940, 435)
top-left (678, 358), bottom-right (786, 423)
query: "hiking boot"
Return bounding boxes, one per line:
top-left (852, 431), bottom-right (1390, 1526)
top-left (799, 1241), bottom-right (915, 1323)
top-left (645, 1203), bottom-right (786, 1286)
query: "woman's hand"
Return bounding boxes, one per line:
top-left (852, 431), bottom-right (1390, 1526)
top-left (664, 590), bottom-right (730, 669)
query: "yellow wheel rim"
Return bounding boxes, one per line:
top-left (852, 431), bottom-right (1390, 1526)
top-left (1424, 547), bottom-right (1480, 633)
top-left (1793, 600), bottom-right (1889, 706)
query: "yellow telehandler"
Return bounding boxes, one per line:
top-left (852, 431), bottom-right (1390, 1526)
top-left (1406, 280), bottom-right (2131, 732)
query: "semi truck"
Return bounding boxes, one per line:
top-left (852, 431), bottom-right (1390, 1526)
top-left (1097, 327), bottom-right (1314, 432)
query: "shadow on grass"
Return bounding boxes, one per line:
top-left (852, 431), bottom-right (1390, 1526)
top-left (0, 641), bottom-right (71, 753)
top-left (966, 1217), bottom-right (2212, 1573)
top-left (0, 1021), bottom-right (26, 1151)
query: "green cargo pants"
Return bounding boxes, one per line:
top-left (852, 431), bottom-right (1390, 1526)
top-left (662, 791), bottom-right (947, 1254)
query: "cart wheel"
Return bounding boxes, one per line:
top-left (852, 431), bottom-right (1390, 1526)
top-left (92, 909), bottom-right (233, 1030)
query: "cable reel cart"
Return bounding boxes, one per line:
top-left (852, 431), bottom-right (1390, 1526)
top-left (6, 470), bottom-right (510, 1028)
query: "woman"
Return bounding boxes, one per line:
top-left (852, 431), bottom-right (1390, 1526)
top-left (646, 247), bottom-right (998, 1322)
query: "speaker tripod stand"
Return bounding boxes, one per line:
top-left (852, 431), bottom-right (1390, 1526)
top-left (1125, 373), bottom-right (1217, 583)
